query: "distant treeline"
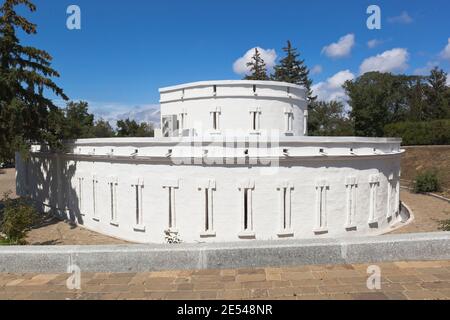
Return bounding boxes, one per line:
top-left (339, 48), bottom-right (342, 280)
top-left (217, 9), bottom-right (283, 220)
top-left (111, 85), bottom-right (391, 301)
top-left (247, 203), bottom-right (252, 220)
top-left (244, 43), bottom-right (450, 145)
top-left (61, 101), bottom-right (154, 139)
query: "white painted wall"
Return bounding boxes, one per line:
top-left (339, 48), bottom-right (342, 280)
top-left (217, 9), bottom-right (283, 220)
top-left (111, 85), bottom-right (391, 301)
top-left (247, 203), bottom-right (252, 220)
top-left (159, 80), bottom-right (307, 137)
top-left (15, 80), bottom-right (404, 243)
top-left (16, 138), bottom-right (403, 244)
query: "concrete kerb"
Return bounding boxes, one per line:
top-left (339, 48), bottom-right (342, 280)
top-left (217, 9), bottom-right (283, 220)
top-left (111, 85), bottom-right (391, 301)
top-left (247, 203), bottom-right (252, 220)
top-left (0, 232), bottom-right (449, 273)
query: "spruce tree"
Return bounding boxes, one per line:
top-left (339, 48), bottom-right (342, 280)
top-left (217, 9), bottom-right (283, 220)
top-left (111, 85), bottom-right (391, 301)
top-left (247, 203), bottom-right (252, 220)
top-left (244, 48), bottom-right (269, 80)
top-left (0, 0), bottom-right (68, 161)
top-left (271, 41), bottom-right (316, 103)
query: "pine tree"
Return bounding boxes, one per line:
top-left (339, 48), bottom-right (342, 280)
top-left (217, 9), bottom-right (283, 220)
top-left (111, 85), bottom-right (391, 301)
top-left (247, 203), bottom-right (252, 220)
top-left (244, 48), bottom-right (269, 81)
top-left (271, 41), bottom-right (316, 103)
top-left (0, 0), bottom-right (68, 161)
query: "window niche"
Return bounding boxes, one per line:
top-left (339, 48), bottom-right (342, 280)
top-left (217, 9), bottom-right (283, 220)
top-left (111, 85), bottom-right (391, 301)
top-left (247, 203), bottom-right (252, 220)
top-left (210, 107), bottom-right (221, 132)
top-left (368, 174), bottom-right (380, 225)
top-left (284, 108), bottom-right (294, 134)
top-left (313, 179), bottom-right (329, 234)
top-left (277, 182), bottom-right (294, 237)
top-left (249, 107), bottom-right (261, 133)
top-left (132, 178), bottom-right (145, 232)
top-left (345, 177), bottom-right (358, 230)
top-left (108, 177), bottom-right (119, 226)
top-left (163, 179), bottom-right (179, 233)
top-left (198, 179), bottom-right (216, 237)
top-left (238, 180), bottom-right (255, 238)
top-left (91, 175), bottom-right (99, 222)
top-left (77, 176), bottom-right (85, 216)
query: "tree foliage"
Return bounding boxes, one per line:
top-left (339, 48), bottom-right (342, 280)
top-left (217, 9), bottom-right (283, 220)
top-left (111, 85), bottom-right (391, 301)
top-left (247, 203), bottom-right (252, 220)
top-left (308, 101), bottom-right (353, 136)
top-left (92, 119), bottom-right (115, 138)
top-left (384, 119), bottom-right (450, 145)
top-left (63, 101), bottom-right (94, 139)
top-left (0, 0), bottom-right (68, 162)
top-left (116, 118), bottom-right (154, 137)
top-left (243, 48), bottom-right (269, 80)
top-left (343, 70), bottom-right (450, 137)
top-left (271, 40), bottom-right (316, 103)
top-left (0, 191), bottom-right (37, 245)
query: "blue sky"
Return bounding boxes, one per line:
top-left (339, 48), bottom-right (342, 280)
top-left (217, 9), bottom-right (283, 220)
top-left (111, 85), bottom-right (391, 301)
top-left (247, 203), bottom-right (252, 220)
top-left (15, 0), bottom-right (450, 120)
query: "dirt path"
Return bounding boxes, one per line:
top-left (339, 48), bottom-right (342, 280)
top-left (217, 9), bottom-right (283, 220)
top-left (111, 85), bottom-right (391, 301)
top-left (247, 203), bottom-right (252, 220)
top-left (0, 168), bottom-right (16, 198)
top-left (391, 190), bottom-right (450, 234)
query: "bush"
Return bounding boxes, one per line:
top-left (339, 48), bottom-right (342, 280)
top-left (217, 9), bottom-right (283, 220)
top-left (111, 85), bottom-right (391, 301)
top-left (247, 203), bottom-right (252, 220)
top-left (384, 119), bottom-right (450, 145)
top-left (0, 192), bottom-right (37, 245)
top-left (413, 171), bottom-right (441, 193)
top-left (439, 219), bottom-right (450, 231)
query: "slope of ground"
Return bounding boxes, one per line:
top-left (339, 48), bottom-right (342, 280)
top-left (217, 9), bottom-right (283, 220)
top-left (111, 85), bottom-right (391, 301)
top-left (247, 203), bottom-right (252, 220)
top-left (401, 146), bottom-right (450, 197)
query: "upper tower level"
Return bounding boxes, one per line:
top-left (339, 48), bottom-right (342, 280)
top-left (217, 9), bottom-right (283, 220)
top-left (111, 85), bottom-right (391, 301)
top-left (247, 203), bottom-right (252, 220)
top-left (158, 80), bottom-right (308, 137)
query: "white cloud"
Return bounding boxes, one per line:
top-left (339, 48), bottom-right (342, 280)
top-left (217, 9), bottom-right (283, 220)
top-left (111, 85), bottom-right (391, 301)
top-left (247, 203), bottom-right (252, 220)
top-left (233, 47), bottom-right (277, 75)
top-left (440, 38), bottom-right (450, 60)
top-left (447, 76), bottom-right (450, 87)
top-left (321, 34), bottom-right (355, 58)
top-left (388, 11), bottom-right (413, 24)
top-left (413, 61), bottom-right (439, 76)
top-left (367, 39), bottom-right (383, 49)
top-left (359, 48), bottom-right (409, 74)
top-left (311, 65), bottom-right (323, 75)
top-left (312, 70), bottom-right (355, 103)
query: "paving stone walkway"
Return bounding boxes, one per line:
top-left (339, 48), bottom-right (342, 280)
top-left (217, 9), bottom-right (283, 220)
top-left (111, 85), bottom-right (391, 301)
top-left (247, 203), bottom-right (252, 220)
top-left (0, 260), bottom-right (449, 300)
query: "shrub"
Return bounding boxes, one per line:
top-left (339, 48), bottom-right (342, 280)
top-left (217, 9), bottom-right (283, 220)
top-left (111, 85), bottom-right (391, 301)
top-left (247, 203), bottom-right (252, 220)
top-left (0, 192), bottom-right (37, 245)
top-left (384, 119), bottom-right (450, 145)
top-left (413, 171), bottom-right (441, 193)
top-left (439, 219), bottom-right (450, 231)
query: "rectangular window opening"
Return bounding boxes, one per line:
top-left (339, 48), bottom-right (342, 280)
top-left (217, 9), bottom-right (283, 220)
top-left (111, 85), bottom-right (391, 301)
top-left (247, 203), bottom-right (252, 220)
top-left (319, 187), bottom-right (323, 227)
top-left (315, 184), bottom-right (328, 232)
top-left (213, 112), bottom-right (218, 130)
top-left (92, 178), bottom-right (97, 219)
top-left (282, 188), bottom-right (287, 229)
top-left (110, 183), bottom-right (114, 221)
top-left (168, 187), bottom-right (173, 228)
top-left (135, 185), bottom-right (140, 225)
top-left (204, 189), bottom-right (209, 231)
top-left (346, 183), bottom-right (357, 228)
top-left (244, 189), bottom-right (249, 230)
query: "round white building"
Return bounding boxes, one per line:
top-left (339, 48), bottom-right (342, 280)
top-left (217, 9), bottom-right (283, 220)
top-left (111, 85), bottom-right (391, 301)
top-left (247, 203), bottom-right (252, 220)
top-left (16, 80), bottom-right (404, 243)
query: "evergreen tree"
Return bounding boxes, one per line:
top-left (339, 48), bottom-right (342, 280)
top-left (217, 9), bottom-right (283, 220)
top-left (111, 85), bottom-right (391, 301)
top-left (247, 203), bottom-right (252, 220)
top-left (271, 41), bottom-right (316, 103)
top-left (0, 0), bottom-right (68, 161)
top-left (244, 48), bottom-right (269, 80)
top-left (424, 67), bottom-right (449, 119)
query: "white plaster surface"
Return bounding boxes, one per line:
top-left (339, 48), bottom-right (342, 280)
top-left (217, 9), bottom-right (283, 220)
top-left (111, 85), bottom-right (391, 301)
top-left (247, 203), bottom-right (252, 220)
top-left (15, 80), bottom-right (404, 243)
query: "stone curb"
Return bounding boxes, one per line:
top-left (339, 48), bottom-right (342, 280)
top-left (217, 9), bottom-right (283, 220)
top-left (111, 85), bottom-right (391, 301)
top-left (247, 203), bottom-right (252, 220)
top-left (0, 232), bottom-right (449, 273)
top-left (400, 185), bottom-right (450, 203)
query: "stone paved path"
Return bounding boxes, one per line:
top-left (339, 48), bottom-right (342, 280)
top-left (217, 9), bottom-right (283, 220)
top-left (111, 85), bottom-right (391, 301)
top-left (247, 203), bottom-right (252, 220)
top-left (0, 260), bottom-right (449, 300)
